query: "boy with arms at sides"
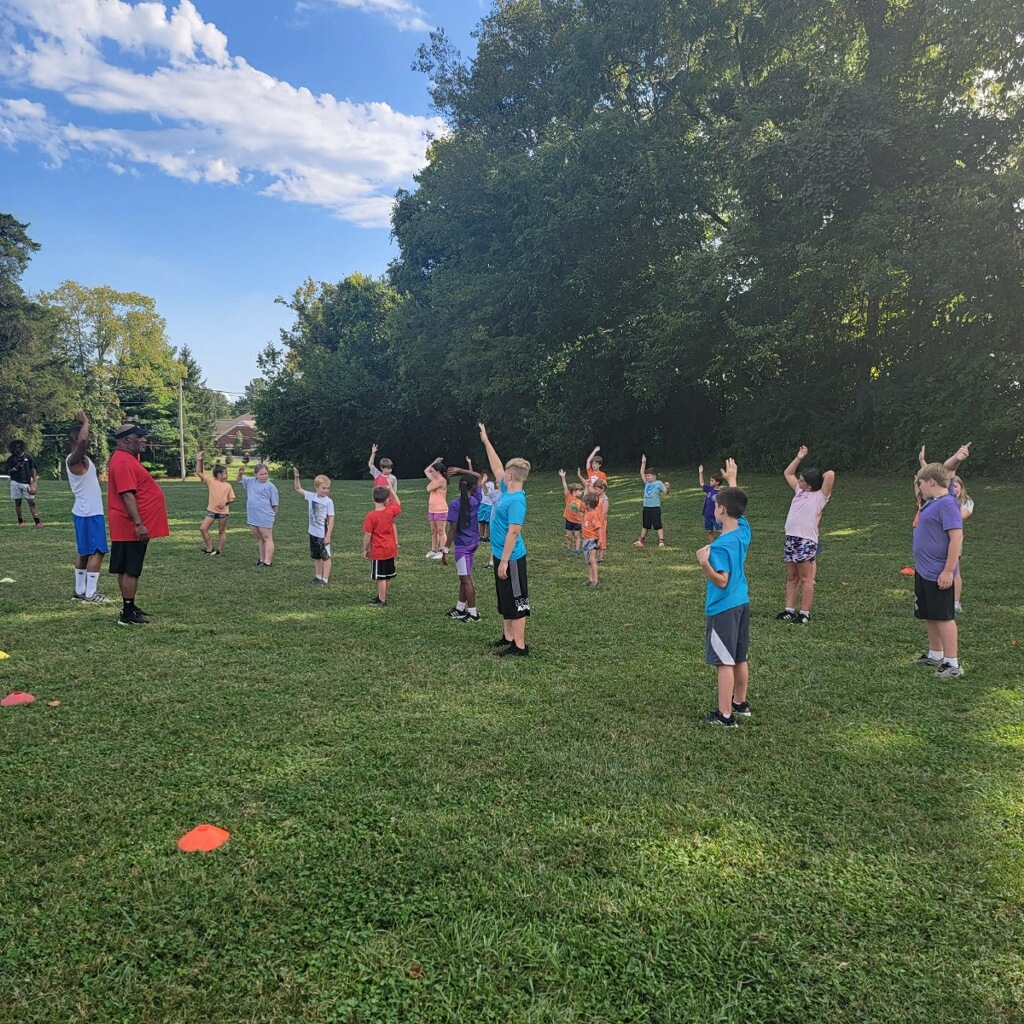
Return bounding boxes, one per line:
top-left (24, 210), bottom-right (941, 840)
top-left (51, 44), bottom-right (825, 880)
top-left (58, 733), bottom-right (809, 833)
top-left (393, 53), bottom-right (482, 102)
top-left (363, 481), bottom-right (401, 606)
top-left (478, 422), bottom-right (531, 657)
top-left (293, 467), bottom-right (335, 586)
top-left (6, 438), bottom-right (42, 526)
top-left (698, 465), bottom-right (724, 543)
top-left (65, 410), bottom-right (110, 603)
top-left (696, 459), bottom-right (751, 727)
top-left (635, 454), bottom-right (670, 548)
top-left (368, 443), bottom-right (399, 549)
top-left (912, 442), bottom-right (971, 678)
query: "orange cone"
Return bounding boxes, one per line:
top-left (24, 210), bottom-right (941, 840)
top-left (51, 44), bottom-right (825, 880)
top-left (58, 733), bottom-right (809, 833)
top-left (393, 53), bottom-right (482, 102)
top-left (899, 567), bottom-right (915, 576)
top-left (177, 824), bottom-right (230, 852)
top-left (2, 691), bottom-right (34, 706)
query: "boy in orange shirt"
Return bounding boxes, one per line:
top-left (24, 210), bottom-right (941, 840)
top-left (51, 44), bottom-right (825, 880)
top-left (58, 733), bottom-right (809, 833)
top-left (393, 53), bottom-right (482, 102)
top-left (558, 469), bottom-right (584, 555)
top-left (578, 445), bottom-right (608, 489)
top-left (581, 492), bottom-right (602, 586)
top-left (592, 478), bottom-right (609, 563)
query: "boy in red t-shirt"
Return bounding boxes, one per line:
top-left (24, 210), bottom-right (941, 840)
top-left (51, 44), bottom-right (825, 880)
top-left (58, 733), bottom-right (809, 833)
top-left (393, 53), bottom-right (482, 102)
top-left (363, 482), bottom-right (401, 606)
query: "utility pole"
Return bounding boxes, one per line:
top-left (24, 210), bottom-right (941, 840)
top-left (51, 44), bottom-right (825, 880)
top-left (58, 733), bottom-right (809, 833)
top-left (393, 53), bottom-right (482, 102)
top-left (178, 375), bottom-right (186, 481)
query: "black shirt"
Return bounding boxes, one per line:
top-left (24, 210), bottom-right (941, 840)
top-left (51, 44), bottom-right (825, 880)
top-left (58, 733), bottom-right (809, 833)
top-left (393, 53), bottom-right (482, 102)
top-left (5, 452), bottom-right (36, 484)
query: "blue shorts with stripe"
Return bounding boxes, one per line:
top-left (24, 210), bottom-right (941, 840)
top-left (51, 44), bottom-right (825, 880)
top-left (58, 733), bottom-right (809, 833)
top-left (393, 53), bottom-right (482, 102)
top-left (73, 514), bottom-right (108, 556)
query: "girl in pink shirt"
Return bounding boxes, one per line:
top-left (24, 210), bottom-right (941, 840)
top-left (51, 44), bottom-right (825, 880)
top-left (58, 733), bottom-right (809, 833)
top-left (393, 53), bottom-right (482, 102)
top-left (424, 459), bottom-right (449, 559)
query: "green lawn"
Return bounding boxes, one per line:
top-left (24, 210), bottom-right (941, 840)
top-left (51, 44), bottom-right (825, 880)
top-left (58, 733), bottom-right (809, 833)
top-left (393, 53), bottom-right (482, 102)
top-left (1, 472), bottom-right (1022, 1023)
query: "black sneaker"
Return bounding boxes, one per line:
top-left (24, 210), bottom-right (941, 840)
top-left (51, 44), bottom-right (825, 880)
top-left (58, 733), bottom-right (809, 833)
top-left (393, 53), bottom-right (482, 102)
top-left (72, 592), bottom-right (87, 602)
top-left (446, 607), bottom-right (466, 619)
top-left (731, 700), bottom-right (752, 717)
top-left (117, 608), bottom-right (148, 627)
top-left (489, 636), bottom-right (514, 648)
top-left (201, 547), bottom-right (214, 556)
top-left (495, 644), bottom-right (529, 658)
top-left (704, 709), bottom-right (737, 727)
top-left (461, 611), bottom-right (481, 623)
top-left (794, 612), bottom-right (810, 625)
top-left (775, 610), bottom-right (796, 622)
top-left (255, 558), bottom-right (263, 567)
top-left (368, 597), bottom-right (386, 606)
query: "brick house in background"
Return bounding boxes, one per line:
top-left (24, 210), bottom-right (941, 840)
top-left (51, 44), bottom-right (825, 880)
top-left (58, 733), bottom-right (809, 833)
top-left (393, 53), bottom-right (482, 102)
top-left (213, 413), bottom-right (259, 456)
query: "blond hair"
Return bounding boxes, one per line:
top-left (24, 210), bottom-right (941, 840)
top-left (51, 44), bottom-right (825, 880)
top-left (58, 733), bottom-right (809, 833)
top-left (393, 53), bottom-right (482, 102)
top-left (314, 474), bottom-right (331, 488)
top-left (953, 475), bottom-right (971, 506)
top-left (505, 457), bottom-right (531, 483)
top-left (915, 463), bottom-right (950, 487)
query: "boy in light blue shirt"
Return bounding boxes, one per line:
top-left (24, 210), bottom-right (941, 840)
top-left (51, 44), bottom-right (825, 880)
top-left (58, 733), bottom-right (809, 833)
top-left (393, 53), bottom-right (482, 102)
top-left (696, 458), bottom-right (751, 727)
top-left (634, 453), bottom-right (670, 547)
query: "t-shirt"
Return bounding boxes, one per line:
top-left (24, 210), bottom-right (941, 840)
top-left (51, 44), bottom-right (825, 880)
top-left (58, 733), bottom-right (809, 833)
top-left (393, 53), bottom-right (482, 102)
top-left (363, 503), bottom-right (402, 559)
top-left (370, 467), bottom-right (398, 493)
top-left (581, 507), bottom-right (602, 541)
top-left (960, 498), bottom-right (974, 518)
top-left (490, 479), bottom-right (527, 561)
top-left (701, 484), bottom-right (719, 520)
top-left (784, 487), bottom-right (830, 543)
top-left (5, 452), bottom-right (36, 483)
top-left (587, 469), bottom-right (608, 486)
top-left (242, 477), bottom-right (279, 528)
top-left (643, 480), bottom-right (667, 507)
top-left (301, 490), bottom-right (335, 538)
top-left (480, 481), bottom-right (496, 507)
top-left (106, 449), bottom-right (170, 542)
top-left (706, 517), bottom-right (751, 615)
top-left (66, 456), bottom-right (104, 518)
top-left (913, 488), bottom-right (963, 581)
top-left (447, 489), bottom-right (482, 550)
top-left (563, 493), bottom-right (584, 524)
top-left (427, 480), bottom-right (448, 514)
top-left (203, 477), bottom-right (236, 514)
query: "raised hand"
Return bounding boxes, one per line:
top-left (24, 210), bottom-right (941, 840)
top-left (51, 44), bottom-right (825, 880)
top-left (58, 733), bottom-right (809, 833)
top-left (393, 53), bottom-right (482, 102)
top-left (558, 469), bottom-right (566, 478)
top-left (797, 445), bottom-right (808, 460)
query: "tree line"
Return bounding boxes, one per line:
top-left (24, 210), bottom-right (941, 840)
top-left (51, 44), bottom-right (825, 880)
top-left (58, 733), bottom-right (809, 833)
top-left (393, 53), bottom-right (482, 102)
top-left (251, 0), bottom-right (1023, 476)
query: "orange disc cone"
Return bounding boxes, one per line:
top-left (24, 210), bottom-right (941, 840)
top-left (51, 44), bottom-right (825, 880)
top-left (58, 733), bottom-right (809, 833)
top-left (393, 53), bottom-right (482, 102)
top-left (177, 824), bottom-right (231, 852)
top-left (899, 567), bottom-right (916, 576)
top-left (2, 691), bottom-right (35, 706)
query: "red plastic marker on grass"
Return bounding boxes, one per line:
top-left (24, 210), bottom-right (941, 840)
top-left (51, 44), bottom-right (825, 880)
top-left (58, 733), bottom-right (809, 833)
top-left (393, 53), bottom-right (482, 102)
top-left (177, 824), bottom-right (230, 852)
top-left (2, 691), bottom-right (35, 706)
top-left (899, 567), bottom-right (915, 576)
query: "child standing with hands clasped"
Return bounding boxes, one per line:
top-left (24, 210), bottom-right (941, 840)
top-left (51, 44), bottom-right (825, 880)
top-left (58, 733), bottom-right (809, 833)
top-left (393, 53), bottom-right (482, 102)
top-left (635, 454), bottom-right (669, 547)
top-left (558, 470), bottom-right (584, 555)
top-left (425, 458), bottom-right (448, 559)
top-left (776, 447), bottom-right (836, 625)
top-left (363, 481), bottom-right (401, 605)
top-left (293, 467), bottom-right (334, 586)
top-left (696, 459), bottom-right (751, 727)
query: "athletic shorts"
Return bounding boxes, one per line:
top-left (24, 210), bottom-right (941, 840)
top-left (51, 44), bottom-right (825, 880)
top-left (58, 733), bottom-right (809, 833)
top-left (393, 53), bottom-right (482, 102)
top-left (642, 507), bottom-right (663, 531)
top-left (73, 514), bottom-right (108, 556)
top-left (478, 506), bottom-right (492, 523)
top-left (454, 548), bottom-right (476, 576)
top-left (582, 538), bottom-right (598, 555)
top-left (109, 539), bottom-right (148, 578)
top-left (9, 481), bottom-right (33, 501)
top-left (703, 515), bottom-right (721, 532)
top-left (428, 512), bottom-right (447, 522)
top-left (204, 511), bottom-right (229, 521)
top-left (309, 535), bottom-right (331, 560)
top-left (914, 572), bottom-right (955, 621)
top-left (494, 555), bottom-right (530, 620)
top-left (783, 535), bottom-right (819, 562)
top-left (564, 519), bottom-right (582, 532)
top-left (371, 557), bottom-right (396, 580)
top-left (705, 603), bottom-right (751, 666)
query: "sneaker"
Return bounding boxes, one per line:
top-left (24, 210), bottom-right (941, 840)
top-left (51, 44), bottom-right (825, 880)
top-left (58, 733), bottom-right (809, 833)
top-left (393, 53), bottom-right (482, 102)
top-left (911, 653), bottom-right (944, 668)
top-left (794, 612), bottom-right (810, 625)
top-left (85, 593), bottom-right (111, 604)
top-left (117, 609), bottom-right (148, 626)
top-left (704, 709), bottom-right (737, 727)
top-left (731, 700), bottom-right (752, 717)
top-left (487, 560), bottom-right (494, 568)
top-left (446, 607), bottom-right (466, 619)
top-left (495, 644), bottom-right (529, 658)
top-left (314, 579), bottom-right (327, 587)
top-left (35, 521), bottom-right (44, 528)
top-left (633, 540), bottom-right (644, 548)
top-left (201, 548), bottom-right (214, 556)
top-left (212, 550), bottom-right (221, 557)
top-left (585, 580), bottom-right (599, 587)
top-left (775, 610), bottom-right (796, 622)
top-left (935, 662), bottom-right (964, 679)
top-left (254, 558), bottom-right (263, 567)
top-left (658, 542), bottom-right (666, 548)
top-left (72, 592), bottom-right (87, 602)
top-left (368, 597), bottom-right (386, 606)
top-left (461, 611), bottom-right (481, 623)
top-left (489, 636), bottom-right (514, 648)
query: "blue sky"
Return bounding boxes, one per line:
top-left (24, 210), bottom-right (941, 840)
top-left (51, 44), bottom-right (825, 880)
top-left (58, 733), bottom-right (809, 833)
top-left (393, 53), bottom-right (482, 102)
top-left (0, 0), bottom-right (483, 397)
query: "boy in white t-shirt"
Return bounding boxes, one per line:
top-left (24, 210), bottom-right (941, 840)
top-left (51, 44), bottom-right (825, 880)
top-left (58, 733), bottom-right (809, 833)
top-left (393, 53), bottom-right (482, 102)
top-left (776, 446), bottom-right (836, 625)
top-left (293, 467), bottom-right (335, 586)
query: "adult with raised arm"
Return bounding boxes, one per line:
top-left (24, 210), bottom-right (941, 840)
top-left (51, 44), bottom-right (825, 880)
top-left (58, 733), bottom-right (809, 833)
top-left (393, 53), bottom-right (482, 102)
top-left (478, 422), bottom-right (532, 657)
top-left (106, 422), bottom-right (169, 626)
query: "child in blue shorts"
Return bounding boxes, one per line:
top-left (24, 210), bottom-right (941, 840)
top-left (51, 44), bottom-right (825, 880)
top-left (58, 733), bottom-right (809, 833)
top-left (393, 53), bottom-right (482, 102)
top-left (698, 464), bottom-right (724, 542)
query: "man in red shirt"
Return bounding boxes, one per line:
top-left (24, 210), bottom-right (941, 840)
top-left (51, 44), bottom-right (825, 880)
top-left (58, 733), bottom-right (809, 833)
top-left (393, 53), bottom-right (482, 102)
top-left (106, 423), bottom-right (169, 626)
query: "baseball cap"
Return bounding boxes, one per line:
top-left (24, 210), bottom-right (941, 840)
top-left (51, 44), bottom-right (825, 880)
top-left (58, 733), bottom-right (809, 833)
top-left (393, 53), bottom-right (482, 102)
top-left (114, 423), bottom-right (148, 439)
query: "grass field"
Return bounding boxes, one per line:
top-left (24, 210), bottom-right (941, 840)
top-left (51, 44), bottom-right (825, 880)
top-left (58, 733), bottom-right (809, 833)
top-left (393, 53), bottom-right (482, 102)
top-left (2, 470), bottom-right (1022, 1023)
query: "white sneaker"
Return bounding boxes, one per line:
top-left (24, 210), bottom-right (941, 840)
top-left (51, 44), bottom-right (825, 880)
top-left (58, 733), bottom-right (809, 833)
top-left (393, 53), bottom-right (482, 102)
top-left (425, 551), bottom-right (436, 559)
top-left (935, 662), bottom-right (964, 679)
top-left (86, 593), bottom-right (112, 604)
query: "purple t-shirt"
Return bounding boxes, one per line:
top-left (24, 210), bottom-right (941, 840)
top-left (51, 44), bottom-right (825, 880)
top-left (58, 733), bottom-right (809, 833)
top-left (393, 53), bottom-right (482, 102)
top-left (447, 489), bottom-right (482, 551)
top-left (701, 484), bottom-right (719, 519)
top-left (913, 486), bottom-right (962, 581)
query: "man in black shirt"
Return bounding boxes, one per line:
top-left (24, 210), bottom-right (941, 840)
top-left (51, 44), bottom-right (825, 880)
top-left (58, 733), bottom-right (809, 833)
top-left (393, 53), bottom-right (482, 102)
top-left (6, 440), bottom-right (42, 526)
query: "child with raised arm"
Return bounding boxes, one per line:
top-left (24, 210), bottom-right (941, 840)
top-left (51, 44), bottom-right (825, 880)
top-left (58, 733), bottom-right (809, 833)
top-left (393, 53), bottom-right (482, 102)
top-left (363, 481), bottom-right (401, 606)
top-left (237, 462), bottom-right (279, 567)
top-left (635, 454), bottom-right (670, 548)
top-left (558, 469), bottom-right (584, 555)
top-left (912, 443), bottom-right (970, 676)
top-left (592, 478), bottom-right (609, 563)
top-left (441, 466), bottom-right (483, 621)
top-left (196, 449), bottom-right (236, 556)
top-left (696, 458), bottom-right (750, 727)
top-left (952, 474), bottom-right (973, 613)
top-left (581, 492), bottom-right (602, 586)
top-left (368, 443), bottom-right (399, 549)
top-left (698, 465), bottom-right (724, 543)
top-left (424, 458), bottom-right (448, 559)
top-left (478, 423), bottom-right (531, 656)
top-left (578, 445), bottom-right (607, 489)
top-left (775, 447), bottom-right (836, 625)
top-left (65, 410), bottom-right (110, 603)
top-left (293, 466), bottom-right (334, 586)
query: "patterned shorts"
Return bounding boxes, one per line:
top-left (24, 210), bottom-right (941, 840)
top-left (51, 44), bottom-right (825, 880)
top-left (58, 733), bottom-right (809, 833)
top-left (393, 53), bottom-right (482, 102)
top-left (783, 535), bottom-right (819, 563)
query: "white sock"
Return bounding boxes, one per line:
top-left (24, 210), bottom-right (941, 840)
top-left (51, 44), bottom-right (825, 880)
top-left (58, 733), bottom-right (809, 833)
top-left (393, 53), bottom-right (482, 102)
top-left (316, 574), bottom-right (323, 581)
top-left (74, 569), bottom-right (87, 595)
top-left (456, 600), bottom-right (467, 611)
top-left (944, 657), bottom-right (959, 668)
top-left (928, 649), bottom-right (943, 661)
top-left (799, 609), bottom-right (809, 616)
top-left (85, 572), bottom-right (99, 598)
top-left (785, 606), bottom-right (795, 613)
top-left (467, 607), bottom-right (477, 616)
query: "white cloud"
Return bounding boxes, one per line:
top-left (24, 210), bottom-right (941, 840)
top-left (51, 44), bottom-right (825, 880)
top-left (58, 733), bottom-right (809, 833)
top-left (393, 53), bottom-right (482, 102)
top-left (0, 0), bottom-right (444, 226)
top-left (299, 0), bottom-right (432, 34)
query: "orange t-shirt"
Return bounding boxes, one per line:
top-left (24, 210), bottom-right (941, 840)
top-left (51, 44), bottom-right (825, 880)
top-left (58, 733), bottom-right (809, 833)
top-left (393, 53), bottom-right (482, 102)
top-left (582, 508), bottom-right (602, 540)
top-left (588, 469), bottom-right (608, 487)
top-left (563, 493), bottom-right (584, 524)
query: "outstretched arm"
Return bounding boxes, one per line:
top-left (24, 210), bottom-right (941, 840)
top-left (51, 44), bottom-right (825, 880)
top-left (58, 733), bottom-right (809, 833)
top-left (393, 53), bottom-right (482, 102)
top-left (821, 470), bottom-right (837, 498)
top-left (68, 410), bottom-right (90, 469)
top-left (478, 423), bottom-right (504, 481)
top-left (784, 447), bottom-right (806, 491)
top-left (918, 445), bottom-right (928, 469)
top-left (576, 467), bottom-right (588, 486)
top-left (943, 442), bottom-right (971, 471)
top-left (195, 448), bottom-right (208, 482)
top-left (723, 458), bottom-right (738, 488)
top-left (586, 446), bottom-right (600, 472)
top-left (639, 454), bottom-right (647, 485)
top-left (368, 443), bottom-right (379, 474)
top-left (292, 467), bottom-right (304, 494)
top-left (558, 469), bottom-right (569, 495)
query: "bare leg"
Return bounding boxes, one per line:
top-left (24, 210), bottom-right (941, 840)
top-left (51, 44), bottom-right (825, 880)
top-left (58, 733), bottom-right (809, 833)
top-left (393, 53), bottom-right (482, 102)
top-left (796, 560), bottom-right (816, 611)
top-left (319, 557), bottom-right (332, 583)
top-left (14, 498), bottom-right (23, 523)
top-left (785, 563), bottom-right (800, 607)
top-left (200, 516), bottom-right (214, 552)
top-left (86, 552), bottom-right (104, 572)
top-left (935, 619), bottom-right (958, 660)
top-left (509, 617), bottom-right (526, 650)
top-left (733, 661), bottom-right (749, 705)
top-left (716, 664), bottom-right (736, 716)
top-left (377, 579), bottom-right (388, 602)
top-left (925, 619), bottom-right (944, 657)
top-left (217, 519), bottom-right (227, 553)
top-left (118, 573), bottom-right (139, 601)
